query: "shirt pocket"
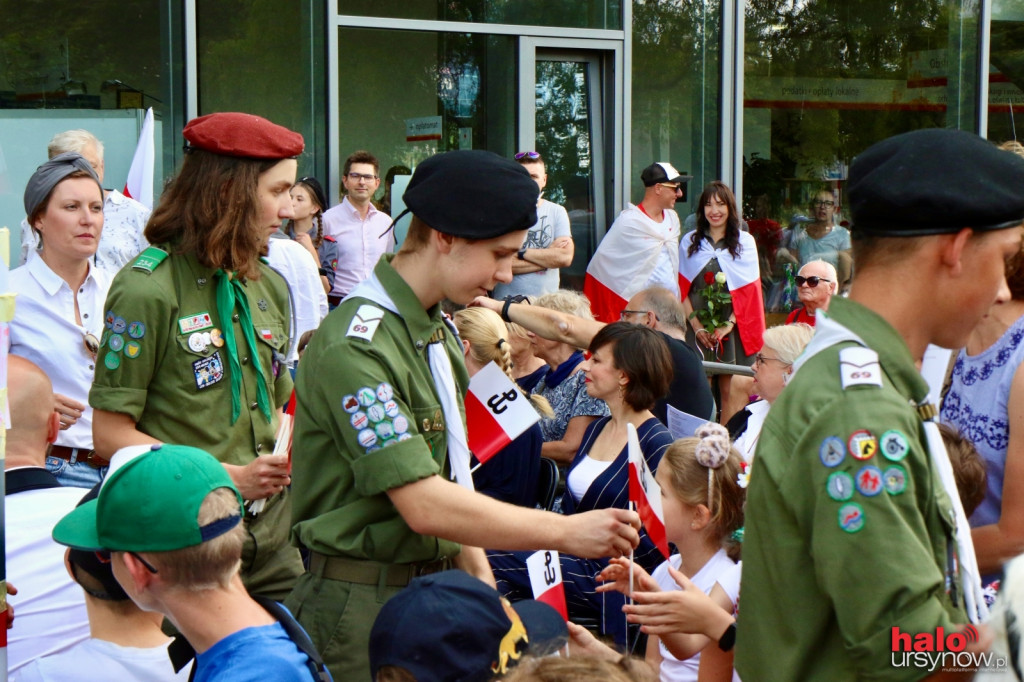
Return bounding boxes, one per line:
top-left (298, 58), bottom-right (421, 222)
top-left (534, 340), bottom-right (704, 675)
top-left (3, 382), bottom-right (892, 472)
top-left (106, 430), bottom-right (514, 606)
top-left (175, 331), bottom-right (227, 393)
top-left (408, 403), bottom-right (448, 467)
top-left (250, 322), bottom-right (288, 381)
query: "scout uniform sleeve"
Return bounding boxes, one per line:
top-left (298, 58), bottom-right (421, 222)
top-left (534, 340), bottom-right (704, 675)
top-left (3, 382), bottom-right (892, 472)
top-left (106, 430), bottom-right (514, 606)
top-left (776, 388), bottom-right (960, 679)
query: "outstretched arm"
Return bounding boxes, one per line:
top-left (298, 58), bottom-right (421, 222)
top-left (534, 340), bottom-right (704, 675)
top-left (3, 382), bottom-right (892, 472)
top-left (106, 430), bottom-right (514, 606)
top-left (469, 295), bottom-right (604, 350)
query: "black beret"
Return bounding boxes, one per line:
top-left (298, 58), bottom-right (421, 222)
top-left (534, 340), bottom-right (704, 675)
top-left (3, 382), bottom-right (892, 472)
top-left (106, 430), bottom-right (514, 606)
top-left (402, 150), bottom-right (539, 239)
top-left (849, 128), bottom-right (1024, 236)
top-left (183, 112), bottom-right (304, 159)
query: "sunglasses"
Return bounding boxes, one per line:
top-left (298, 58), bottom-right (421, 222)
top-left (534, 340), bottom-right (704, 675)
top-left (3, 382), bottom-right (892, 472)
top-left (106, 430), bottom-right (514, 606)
top-left (795, 275), bottom-right (831, 288)
top-left (515, 151), bottom-right (541, 160)
top-left (96, 549), bottom-right (159, 573)
top-left (754, 353), bottom-right (791, 367)
top-left (83, 332), bottom-right (99, 360)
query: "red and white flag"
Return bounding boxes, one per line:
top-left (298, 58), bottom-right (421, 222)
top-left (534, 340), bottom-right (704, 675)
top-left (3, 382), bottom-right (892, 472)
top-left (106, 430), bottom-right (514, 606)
top-left (123, 107), bottom-right (155, 210)
top-left (627, 423), bottom-right (669, 559)
top-left (526, 549), bottom-right (568, 620)
top-left (678, 230), bottom-right (765, 356)
top-left (584, 205), bottom-right (681, 323)
top-left (465, 361), bottom-right (540, 464)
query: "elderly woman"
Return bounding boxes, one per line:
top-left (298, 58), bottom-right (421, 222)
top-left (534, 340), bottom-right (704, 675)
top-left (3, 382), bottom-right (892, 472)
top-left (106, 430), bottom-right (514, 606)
top-left (489, 322), bottom-right (674, 647)
top-left (788, 189), bottom-right (852, 288)
top-left (529, 290), bottom-right (610, 463)
top-left (11, 153), bottom-right (110, 487)
top-left (726, 324), bottom-right (814, 462)
top-left (785, 259), bottom-right (838, 326)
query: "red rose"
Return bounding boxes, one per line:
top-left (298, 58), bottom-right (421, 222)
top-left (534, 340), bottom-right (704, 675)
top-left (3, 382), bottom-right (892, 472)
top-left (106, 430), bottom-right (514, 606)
top-left (703, 272), bottom-right (715, 285)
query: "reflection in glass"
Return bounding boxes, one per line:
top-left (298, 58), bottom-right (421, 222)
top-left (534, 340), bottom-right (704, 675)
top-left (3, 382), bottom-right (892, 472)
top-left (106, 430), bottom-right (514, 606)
top-left (988, 3), bottom-right (1024, 144)
top-left (339, 0), bottom-right (622, 30)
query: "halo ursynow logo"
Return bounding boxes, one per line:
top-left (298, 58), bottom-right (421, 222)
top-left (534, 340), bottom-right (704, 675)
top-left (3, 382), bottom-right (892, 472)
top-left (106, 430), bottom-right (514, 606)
top-left (891, 625), bottom-right (1005, 672)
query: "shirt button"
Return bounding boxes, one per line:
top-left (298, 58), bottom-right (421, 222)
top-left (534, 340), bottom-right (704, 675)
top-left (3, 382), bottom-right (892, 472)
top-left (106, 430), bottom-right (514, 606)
top-left (415, 340), bottom-right (424, 350)
top-left (242, 356), bottom-right (249, 365)
top-left (83, 313), bottom-right (89, 319)
top-left (233, 314), bottom-right (240, 322)
top-left (256, 443), bottom-right (263, 453)
top-left (250, 402), bottom-right (258, 410)
top-left (89, 364), bottom-right (94, 370)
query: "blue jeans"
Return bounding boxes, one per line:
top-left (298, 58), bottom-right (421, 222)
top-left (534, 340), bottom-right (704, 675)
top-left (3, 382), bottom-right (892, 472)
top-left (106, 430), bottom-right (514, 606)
top-left (45, 456), bottom-right (106, 489)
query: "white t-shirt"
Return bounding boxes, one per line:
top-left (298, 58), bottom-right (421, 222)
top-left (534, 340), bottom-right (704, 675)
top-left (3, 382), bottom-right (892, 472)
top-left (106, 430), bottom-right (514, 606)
top-left (652, 549), bottom-right (740, 682)
top-left (266, 238), bottom-right (328, 366)
top-left (492, 199), bottom-right (572, 299)
top-left (566, 455), bottom-right (613, 504)
top-left (12, 637), bottom-right (188, 682)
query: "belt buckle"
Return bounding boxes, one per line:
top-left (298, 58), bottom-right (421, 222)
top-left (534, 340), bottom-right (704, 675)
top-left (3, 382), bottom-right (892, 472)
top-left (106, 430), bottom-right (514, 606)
top-left (84, 450), bottom-right (106, 469)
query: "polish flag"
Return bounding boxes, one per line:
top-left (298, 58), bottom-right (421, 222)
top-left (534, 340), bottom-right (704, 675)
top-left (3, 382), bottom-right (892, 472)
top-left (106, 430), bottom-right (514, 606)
top-left (526, 550), bottom-right (568, 620)
top-left (465, 361), bottom-right (540, 464)
top-left (627, 423), bottom-right (669, 559)
top-left (123, 107), bottom-right (155, 210)
top-left (678, 230), bottom-right (765, 356)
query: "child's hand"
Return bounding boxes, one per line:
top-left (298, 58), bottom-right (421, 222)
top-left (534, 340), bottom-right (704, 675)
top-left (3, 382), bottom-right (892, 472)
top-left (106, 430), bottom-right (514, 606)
top-left (624, 566), bottom-right (734, 638)
top-left (567, 621), bottom-right (621, 661)
top-left (595, 556), bottom-right (659, 595)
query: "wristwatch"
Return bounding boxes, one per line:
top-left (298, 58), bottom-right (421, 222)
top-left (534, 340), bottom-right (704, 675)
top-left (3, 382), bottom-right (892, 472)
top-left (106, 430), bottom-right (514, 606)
top-left (501, 294), bottom-right (530, 322)
top-left (517, 248), bottom-right (527, 261)
top-left (718, 622), bottom-right (737, 651)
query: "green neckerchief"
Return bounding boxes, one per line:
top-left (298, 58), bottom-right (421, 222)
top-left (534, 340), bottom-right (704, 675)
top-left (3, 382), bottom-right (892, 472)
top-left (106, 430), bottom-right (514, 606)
top-left (214, 269), bottom-right (272, 424)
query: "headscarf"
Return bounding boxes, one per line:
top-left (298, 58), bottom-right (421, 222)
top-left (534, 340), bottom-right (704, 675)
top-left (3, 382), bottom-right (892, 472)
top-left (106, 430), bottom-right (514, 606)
top-left (23, 152), bottom-right (102, 217)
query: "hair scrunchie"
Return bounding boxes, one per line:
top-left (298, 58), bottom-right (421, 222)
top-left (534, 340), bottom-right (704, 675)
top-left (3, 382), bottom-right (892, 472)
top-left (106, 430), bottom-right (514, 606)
top-left (694, 422), bottom-right (732, 509)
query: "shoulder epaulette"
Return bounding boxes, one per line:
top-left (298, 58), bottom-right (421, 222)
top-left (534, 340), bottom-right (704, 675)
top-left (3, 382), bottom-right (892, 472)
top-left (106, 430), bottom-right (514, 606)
top-left (131, 246), bottom-right (169, 274)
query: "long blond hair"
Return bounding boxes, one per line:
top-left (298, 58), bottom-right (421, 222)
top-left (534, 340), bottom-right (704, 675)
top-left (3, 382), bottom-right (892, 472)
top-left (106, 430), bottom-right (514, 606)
top-left (453, 307), bottom-right (553, 418)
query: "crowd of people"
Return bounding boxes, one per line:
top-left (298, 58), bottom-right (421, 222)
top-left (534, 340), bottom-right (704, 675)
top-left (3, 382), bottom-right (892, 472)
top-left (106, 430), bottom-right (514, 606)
top-left (6, 113), bottom-right (1024, 682)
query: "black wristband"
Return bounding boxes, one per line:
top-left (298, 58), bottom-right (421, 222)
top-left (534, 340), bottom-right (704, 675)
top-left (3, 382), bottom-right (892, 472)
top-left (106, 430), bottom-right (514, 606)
top-left (718, 622), bottom-right (737, 652)
top-left (501, 297), bottom-right (514, 322)
top-left (318, 267), bottom-right (329, 277)
top-left (517, 248), bottom-right (527, 261)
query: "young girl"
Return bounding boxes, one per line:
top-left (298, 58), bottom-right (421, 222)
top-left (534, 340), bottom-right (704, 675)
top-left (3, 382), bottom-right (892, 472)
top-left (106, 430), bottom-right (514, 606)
top-left (598, 422), bottom-right (745, 682)
top-left (452, 307), bottom-right (553, 506)
top-left (285, 176), bottom-right (338, 294)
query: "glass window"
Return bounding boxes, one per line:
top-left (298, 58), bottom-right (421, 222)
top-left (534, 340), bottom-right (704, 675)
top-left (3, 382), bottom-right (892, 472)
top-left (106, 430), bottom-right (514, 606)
top-left (743, 0), bottom-right (982, 311)
top-left (338, 0), bottom-right (622, 30)
top-left (987, 0), bottom-right (1024, 145)
top-left (631, 0), bottom-right (721, 222)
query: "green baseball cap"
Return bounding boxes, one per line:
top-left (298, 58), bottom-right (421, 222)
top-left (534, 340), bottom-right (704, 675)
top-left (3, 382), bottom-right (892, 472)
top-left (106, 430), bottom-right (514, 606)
top-left (52, 443), bottom-right (244, 553)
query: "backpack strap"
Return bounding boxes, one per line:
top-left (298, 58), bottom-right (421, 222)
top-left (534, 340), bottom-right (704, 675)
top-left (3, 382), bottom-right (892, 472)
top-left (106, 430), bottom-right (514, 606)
top-left (252, 595), bottom-right (333, 682)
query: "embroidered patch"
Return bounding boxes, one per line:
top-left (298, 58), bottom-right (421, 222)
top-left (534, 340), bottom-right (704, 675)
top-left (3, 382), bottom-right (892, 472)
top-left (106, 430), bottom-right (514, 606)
top-left (258, 299), bottom-right (268, 311)
top-left (855, 465), bottom-right (884, 497)
top-left (376, 382), bottom-right (395, 402)
top-left (819, 436), bottom-right (846, 468)
top-left (384, 400), bottom-right (400, 418)
top-left (357, 387), bottom-right (377, 407)
top-left (357, 429), bottom-right (378, 449)
top-left (178, 312), bottom-right (213, 335)
top-left (880, 430), bottom-right (910, 462)
top-left (826, 471), bottom-right (854, 501)
top-left (127, 321), bottom-right (146, 339)
top-left (839, 347), bottom-right (883, 390)
top-left (131, 246), bottom-right (169, 273)
top-left (350, 412), bottom-right (369, 430)
top-left (848, 430), bottom-right (878, 461)
top-left (104, 351), bottom-right (120, 370)
top-left (393, 415), bottom-right (409, 434)
top-left (838, 502), bottom-right (865, 533)
top-left (367, 404), bottom-right (386, 423)
top-left (124, 341), bottom-right (141, 359)
top-left (111, 317), bottom-right (127, 334)
top-left (883, 466), bottom-right (908, 495)
top-left (261, 329), bottom-right (273, 341)
top-left (397, 433), bottom-right (413, 441)
top-left (193, 352), bottom-right (224, 390)
top-left (346, 305), bottom-right (385, 342)
top-left (341, 395), bottom-right (360, 413)
top-left (105, 310), bottom-right (116, 329)
top-left (375, 421), bottom-right (395, 440)
top-left (108, 334), bottom-right (125, 352)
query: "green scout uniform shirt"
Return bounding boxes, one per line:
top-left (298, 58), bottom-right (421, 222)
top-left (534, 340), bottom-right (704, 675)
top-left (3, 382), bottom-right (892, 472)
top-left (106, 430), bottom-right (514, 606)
top-left (290, 254), bottom-right (463, 564)
top-left (89, 246), bottom-right (300, 598)
top-left (736, 297), bottom-right (965, 682)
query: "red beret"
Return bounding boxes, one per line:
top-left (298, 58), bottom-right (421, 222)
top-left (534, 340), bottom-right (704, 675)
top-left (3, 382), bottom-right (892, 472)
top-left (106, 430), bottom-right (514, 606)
top-left (183, 112), bottom-right (304, 159)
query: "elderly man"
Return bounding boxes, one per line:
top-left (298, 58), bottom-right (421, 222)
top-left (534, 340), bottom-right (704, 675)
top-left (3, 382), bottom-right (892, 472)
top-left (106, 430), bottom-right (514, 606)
top-left (785, 259), bottom-right (838, 326)
top-left (737, 129), bottom-right (1024, 679)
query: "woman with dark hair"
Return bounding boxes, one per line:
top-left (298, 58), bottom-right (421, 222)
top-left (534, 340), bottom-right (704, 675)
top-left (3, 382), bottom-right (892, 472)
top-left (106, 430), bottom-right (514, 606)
top-left (679, 181), bottom-right (765, 416)
top-left (285, 176), bottom-right (337, 294)
top-left (489, 322), bottom-right (674, 649)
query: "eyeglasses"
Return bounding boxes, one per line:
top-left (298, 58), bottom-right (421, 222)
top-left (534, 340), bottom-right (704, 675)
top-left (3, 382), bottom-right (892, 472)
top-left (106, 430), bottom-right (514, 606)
top-left (620, 309), bottom-right (648, 319)
top-left (659, 183), bottom-right (682, 193)
top-left (812, 200), bottom-right (835, 207)
top-left (794, 275), bottom-right (831, 288)
top-left (83, 332), bottom-right (99, 360)
top-left (515, 151), bottom-right (541, 160)
top-left (128, 551), bottom-right (159, 574)
top-left (347, 172), bottom-right (378, 182)
top-left (754, 353), bottom-right (792, 368)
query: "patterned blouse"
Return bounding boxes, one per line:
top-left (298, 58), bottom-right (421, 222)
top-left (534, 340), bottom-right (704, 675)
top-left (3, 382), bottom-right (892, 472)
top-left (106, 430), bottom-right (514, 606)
top-left (533, 352), bottom-right (609, 442)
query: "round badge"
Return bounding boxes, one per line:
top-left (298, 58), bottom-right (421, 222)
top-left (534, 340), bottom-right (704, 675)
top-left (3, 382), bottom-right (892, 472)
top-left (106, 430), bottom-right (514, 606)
top-left (350, 412), bottom-right (369, 430)
top-left (108, 333), bottom-right (125, 352)
top-left (819, 436), bottom-right (846, 468)
top-left (357, 387), bottom-right (377, 407)
top-left (341, 395), bottom-right (360, 413)
top-left (127, 321), bottom-right (146, 339)
top-left (375, 421), bottom-right (395, 440)
top-left (397, 433), bottom-right (413, 442)
top-left (855, 465), bottom-right (884, 496)
top-left (880, 430), bottom-right (910, 462)
top-left (357, 429), bottom-right (378, 449)
top-left (210, 328), bottom-right (225, 348)
top-left (105, 311), bottom-right (116, 329)
top-left (376, 382), bottom-right (394, 402)
top-left (848, 430), bottom-right (878, 461)
top-left (883, 465), bottom-right (908, 496)
top-left (838, 502), bottom-right (865, 533)
top-left (124, 341), bottom-right (141, 359)
top-left (384, 400), bottom-right (400, 418)
top-left (393, 415), bottom-right (409, 434)
top-left (367, 404), bottom-right (386, 423)
top-left (104, 351), bottom-right (121, 370)
top-left (201, 331), bottom-right (212, 347)
top-left (826, 471), bottom-right (854, 501)
top-left (378, 437), bottom-right (396, 449)
top-left (188, 332), bottom-right (207, 353)
top-left (112, 317), bottom-right (127, 334)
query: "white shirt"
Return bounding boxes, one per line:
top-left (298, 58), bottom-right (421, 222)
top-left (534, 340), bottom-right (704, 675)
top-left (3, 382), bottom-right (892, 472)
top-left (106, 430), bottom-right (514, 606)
top-left (6, 477), bottom-right (90, 673)
top-left (322, 197), bottom-right (395, 297)
top-left (21, 190), bottom-right (150, 278)
top-left (566, 455), bottom-right (613, 504)
top-left (12, 636), bottom-right (188, 682)
top-left (733, 399), bottom-right (771, 463)
top-left (10, 255), bottom-right (111, 449)
top-left (266, 239), bottom-right (328, 366)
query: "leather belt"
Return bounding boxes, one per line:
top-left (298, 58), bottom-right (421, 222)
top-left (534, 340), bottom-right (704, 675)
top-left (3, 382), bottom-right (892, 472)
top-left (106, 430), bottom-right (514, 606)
top-left (327, 294), bottom-right (344, 307)
top-left (48, 445), bottom-right (109, 469)
top-left (308, 552), bottom-right (451, 587)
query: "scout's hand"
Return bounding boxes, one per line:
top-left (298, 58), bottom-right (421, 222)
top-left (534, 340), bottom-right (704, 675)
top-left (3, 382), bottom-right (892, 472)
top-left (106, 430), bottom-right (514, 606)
top-left (224, 455), bottom-right (291, 500)
top-left (564, 508), bottom-right (641, 559)
top-left (54, 393), bottom-right (85, 430)
top-left (624, 566), bottom-right (727, 636)
top-left (596, 556), bottom-right (659, 596)
top-left (468, 296), bottom-right (502, 313)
